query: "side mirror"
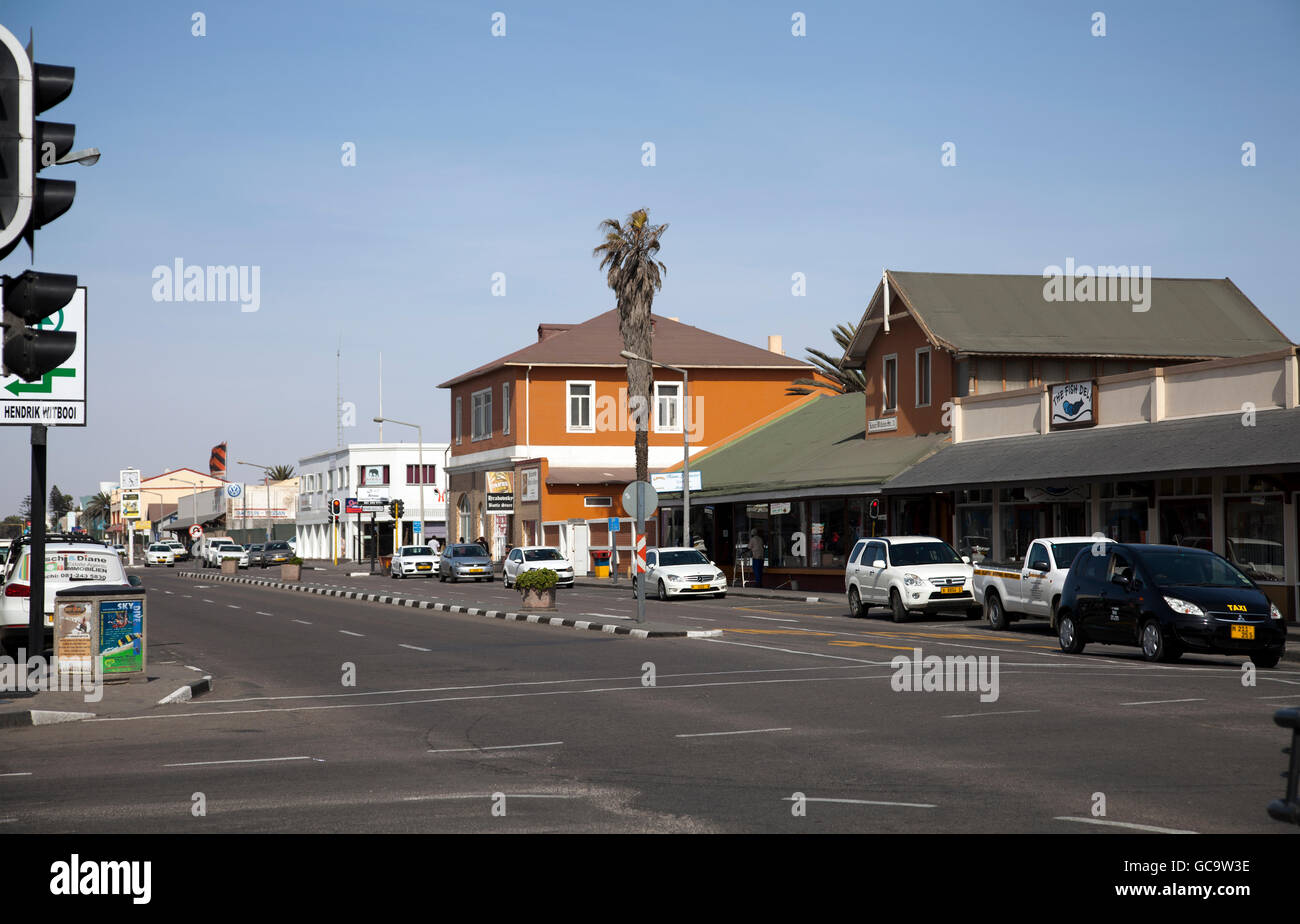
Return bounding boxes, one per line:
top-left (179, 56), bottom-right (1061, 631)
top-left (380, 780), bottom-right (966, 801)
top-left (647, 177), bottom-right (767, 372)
top-left (872, 559), bottom-right (886, 569)
top-left (1110, 573), bottom-right (1131, 590)
top-left (961, 555), bottom-right (971, 565)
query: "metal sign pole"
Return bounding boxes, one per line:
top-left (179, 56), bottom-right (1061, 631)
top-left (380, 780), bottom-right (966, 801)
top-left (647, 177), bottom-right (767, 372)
top-left (29, 424), bottom-right (47, 657)
top-left (369, 513), bottom-right (377, 573)
top-left (635, 483), bottom-right (646, 625)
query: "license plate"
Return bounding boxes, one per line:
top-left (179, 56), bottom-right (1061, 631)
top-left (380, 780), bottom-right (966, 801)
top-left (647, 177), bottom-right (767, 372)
top-left (691, 584), bottom-right (710, 590)
top-left (1230, 624), bottom-right (1255, 640)
top-left (417, 564), bottom-right (431, 571)
top-left (940, 586), bottom-right (963, 594)
top-left (470, 568), bottom-right (484, 573)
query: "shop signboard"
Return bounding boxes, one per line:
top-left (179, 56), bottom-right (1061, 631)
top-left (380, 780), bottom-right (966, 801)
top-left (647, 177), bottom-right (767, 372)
top-left (1050, 380), bottom-right (1098, 430)
top-left (486, 471), bottom-right (514, 512)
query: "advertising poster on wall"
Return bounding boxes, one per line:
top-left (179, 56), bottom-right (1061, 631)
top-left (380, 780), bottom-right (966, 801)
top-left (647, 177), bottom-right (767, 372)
top-left (99, 599), bottom-right (144, 674)
top-left (486, 471), bottom-right (515, 512)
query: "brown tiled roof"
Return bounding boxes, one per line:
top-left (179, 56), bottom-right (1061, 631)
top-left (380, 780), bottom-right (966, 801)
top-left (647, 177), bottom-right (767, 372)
top-left (437, 309), bottom-right (810, 388)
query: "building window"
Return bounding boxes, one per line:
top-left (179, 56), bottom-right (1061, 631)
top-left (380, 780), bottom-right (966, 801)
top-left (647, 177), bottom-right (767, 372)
top-left (584, 496), bottom-right (613, 507)
top-left (455, 396), bottom-right (462, 444)
top-left (654, 381), bottom-right (682, 432)
top-left (882, 354), bottom-right (898, 413)
top-left (405, 464), bottom-right (436, 485)
top-left (457, 495), bottom-right (471, 542)
top-left (567, 381), bottom-right (595, 432)
top-left (502, 383), bottom-right (511, 436)
top-left (915, 347), bottom-right (931, 408)
top-left (359, 465), bottom-right (389, 486)
top-left (471, 388), bottom-right (493, 441)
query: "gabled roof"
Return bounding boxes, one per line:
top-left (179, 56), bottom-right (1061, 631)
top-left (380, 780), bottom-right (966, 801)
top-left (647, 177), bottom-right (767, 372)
top-left (141, 468), bottom-right (227, 485)
top-left (437, 309), bottom-right (809, 388)
top-left (657, 392), bottom-right (949, 499)
top-left (844, 271), bottom-right (1294, 363)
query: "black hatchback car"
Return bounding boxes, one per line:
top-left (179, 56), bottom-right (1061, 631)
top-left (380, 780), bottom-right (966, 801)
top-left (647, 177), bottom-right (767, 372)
top-left (1056, 543), bottom-right (1286, 667)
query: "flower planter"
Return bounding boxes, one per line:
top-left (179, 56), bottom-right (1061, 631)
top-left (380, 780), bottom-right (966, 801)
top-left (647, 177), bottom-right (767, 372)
top-left (520, 587), bottom-right (556, 611)
top-left (220, 560), bottom-right (237, 575)
top-left (281, 563), bottom-right (302, 581)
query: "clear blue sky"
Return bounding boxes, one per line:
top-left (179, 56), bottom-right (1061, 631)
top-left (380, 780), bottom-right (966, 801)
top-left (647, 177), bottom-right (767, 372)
top-left (2, 0), bottom-right (1297, 512)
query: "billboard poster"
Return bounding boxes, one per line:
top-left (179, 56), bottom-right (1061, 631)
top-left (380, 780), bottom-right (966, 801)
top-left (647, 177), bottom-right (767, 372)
top-left (99, 599), bottom-right (144, 674)
top-left (55, 601), bottom-right (94, 673)
top-left (486, 471), bottom-right (514, 512)
top-left (121, 492), bottom-right (141, 519)
top-left (521, 468), bottom-right (539, 503)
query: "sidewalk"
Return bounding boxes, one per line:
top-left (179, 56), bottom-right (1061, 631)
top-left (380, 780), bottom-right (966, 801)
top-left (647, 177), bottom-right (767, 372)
top-left (0, 660), bottom-right (211, 728)
top-left (299, 559), bottom-right (831, 603)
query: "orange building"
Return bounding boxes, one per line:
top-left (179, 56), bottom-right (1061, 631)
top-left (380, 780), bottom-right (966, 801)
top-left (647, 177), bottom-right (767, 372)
top-left (437, 310), bottom-right (810, 570)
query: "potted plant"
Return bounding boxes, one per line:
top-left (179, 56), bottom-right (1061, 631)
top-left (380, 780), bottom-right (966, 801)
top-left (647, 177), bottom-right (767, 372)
top-left (516, 567), bottom-right (559, 611)
top-left (220, 558), bottom-right (238, 575)
top-left (281, 556), bottom-right (303, 581)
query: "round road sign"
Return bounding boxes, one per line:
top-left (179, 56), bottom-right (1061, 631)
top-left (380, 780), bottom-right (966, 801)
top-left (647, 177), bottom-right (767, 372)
top-left (189, 524), bottom-right (203, 540)
top-left (621, 481), bottom-right (659, 518)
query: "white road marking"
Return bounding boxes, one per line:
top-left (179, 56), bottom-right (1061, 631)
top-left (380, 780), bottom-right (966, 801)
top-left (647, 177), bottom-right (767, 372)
top-left (1054, 816), bottom-right (1196, 834)
top-left (730, 613), bottom-right (798, 622)
top-left (164, 590), bottom-right (173, 595)
top-left (227, 605), bottom-right (240, 609)
top-left (944, 709), bottom-right (1040, 719)
top-left (701, 637), bottom-right (886, 664)
top-left (256, 611), bottom-right (273, 616)
top-left (339, 630), bottom-right (364, 637)
top-left (0, 772), bottom-right (32, 778)
top-left (182, 595), bottom-right (192, 599)
top-left (184, 665), bottom-right (204, 672)
top-left (428, 741), bottom-right (564, 754)
top-left (676, 727), bottom-right (791, 738)
top-left (164, 756), bottom-right (316, 768)
top-left (399, 644), bottom-right (431, 652)
top-left (401, 793), bottom-right (577, 801)
top-left (783, 796), bottom-right (936, 808)
top-left (292, 619), bottom-right (312, 625)
top-left (1119, 698), bottom-right (1205, 706)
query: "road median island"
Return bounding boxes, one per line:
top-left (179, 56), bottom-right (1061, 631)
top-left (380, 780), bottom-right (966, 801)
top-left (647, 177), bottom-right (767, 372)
top-left (0, 659), bottom-right (213, 729)
top-left (176, 571), bottom-right (722, 639)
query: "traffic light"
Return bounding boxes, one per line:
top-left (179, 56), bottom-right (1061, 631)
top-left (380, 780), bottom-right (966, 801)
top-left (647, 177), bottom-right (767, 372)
top-left (330, 498), bottom-right (341, 522)
top-left (394, 499), bottom-right (405, 519)
top-left (0, 25), bottom-right (82, 263)
top-left (1, 270), bottom-right (75, 380)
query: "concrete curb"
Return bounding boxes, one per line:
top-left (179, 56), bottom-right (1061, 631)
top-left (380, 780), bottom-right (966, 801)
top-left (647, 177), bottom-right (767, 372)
top-left (570, 577), bottom-right (823, 604)
top-left (158, 675), bottom-right (213, 705)
top-left (0, 708), bottom-right (97, 728)
top-left (178, 572), bottom-right (722, 639)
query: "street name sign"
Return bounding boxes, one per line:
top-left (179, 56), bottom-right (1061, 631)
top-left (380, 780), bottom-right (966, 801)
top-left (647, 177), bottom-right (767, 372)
top-left (0, 287), bottom-right (87, 426)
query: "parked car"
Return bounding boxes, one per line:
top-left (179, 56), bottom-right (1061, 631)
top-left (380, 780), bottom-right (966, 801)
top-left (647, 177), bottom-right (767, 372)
top-left (164, 539), bottom-right (188, 561)
top-left (845, 535), bottom-right (978, 622)
top-left (438, 544), bottom-right (493, 582)
top-left (215, 545), bottom-right (250, 569)
top-left (974, 536), bottom-right (1108, 630)
top-left (391, 545), bottom-right (439, 578)
top-left (145, 543), bottom-right (176, 567)
top-left (1, 533), bottom-right (141, 656)
top-left (247, 543), bottom-right (267, 567)
top-left (633, 547), bottom-right (727, 601)
top-left (261, 541), bottom-right (294, 568)
top-left (112, 544), bottom-right (127, 559)
top-left (202, 540), bottom-right (240, 568)
top-left (1055, 542), bottom-right (1286, 667)
top-left (503, 546), bottom-right (574, 588)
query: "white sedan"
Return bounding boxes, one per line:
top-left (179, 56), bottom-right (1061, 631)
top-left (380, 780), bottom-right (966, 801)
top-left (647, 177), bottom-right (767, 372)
top-left (390, 545), bottom-right (439, 578)
top-left (503, 547), bottom-right (575, 588)
top-left (145, 543), bottom-right (175, 567)
top-left (216, 545), bottom-right (249, 569)
top-left (634, 547), bottom-right (728, 601)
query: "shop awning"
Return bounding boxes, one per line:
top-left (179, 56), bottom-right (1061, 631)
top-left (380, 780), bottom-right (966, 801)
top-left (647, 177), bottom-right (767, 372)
top-left (884, 407), bottom-right (1300, 492)
top-left (546, 467), bottom-right (636, 485)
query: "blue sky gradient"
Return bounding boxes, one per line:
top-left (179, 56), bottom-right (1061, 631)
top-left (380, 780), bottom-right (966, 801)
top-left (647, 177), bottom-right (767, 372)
top-left (2, 0), bottom-right (1297, 510)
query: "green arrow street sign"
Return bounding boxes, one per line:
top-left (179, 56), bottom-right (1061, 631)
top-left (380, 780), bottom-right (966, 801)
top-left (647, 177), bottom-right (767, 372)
top-left (6, 367), bottom-right (76, 396)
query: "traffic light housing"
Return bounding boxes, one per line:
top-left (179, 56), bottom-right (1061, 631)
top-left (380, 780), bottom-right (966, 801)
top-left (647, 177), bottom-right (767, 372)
top-left (330, 498), bottom-right (341, 517)
top-left (394, 499), bottom-right (405, 519)
top-left (0, 25), bottom-right (79, 263)
top-left (2, 270), bottom-right (76, 380)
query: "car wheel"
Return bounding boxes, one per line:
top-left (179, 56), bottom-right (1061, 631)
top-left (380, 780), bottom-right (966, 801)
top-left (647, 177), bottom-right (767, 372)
top-left (890, 589), bottom-right (908, 623)
top-left (658, 580), bottom-right (668, 602)
top-left (438, 573), bottom-right (445, 582)
top-left (1140, 618), bottom-right (1176, 663)
top-left (986, 593), bottom-right (1008, 630)
top-left (848, 586), bottom-right (862, 618)
top-left (714, 592), bottom-right (726, 599)
top-left (1058, 612), bottom-right (1086, 654)
top-left (145, 562), bottom-right (150, 568)
top-left (1251, 650), bottom-right (1282, 669)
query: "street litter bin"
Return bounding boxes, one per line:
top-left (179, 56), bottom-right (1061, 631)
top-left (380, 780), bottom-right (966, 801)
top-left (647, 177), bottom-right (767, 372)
top-left (593, 550), bottom-right (611, 579)
top-left (55, 585), bottom-right (147, 680)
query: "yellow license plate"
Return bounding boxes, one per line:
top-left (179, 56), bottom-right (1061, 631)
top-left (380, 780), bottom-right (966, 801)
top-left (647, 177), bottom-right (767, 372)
top-left (940, 586), bottom-right (963, 594)
top-left (1230, 625), bottom-right (1255, 640)
top-left (691, 584), bottom-right (710, 590)
top-left (417, 564), bottom-right (431, 571)
top-left (470, 568), bottom-right (484, 572)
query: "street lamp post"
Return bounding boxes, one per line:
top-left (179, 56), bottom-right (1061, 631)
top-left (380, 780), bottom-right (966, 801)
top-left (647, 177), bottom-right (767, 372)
top-left (619, 351), bottom-right (691, 547)
top-left (238, 461), bottom-right (275, 544)
top-left (374, 416), bottom-right (425, 548)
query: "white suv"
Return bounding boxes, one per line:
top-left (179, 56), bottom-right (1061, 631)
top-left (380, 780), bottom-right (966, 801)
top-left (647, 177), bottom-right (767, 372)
top-left (845, 536), bottom-right (977, 623)
top-left (1, 534), bottom-right (138, 656)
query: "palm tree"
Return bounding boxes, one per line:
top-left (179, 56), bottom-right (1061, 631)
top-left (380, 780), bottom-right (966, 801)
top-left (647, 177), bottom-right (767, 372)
top-left (83, 491), bottom-right (112, 533)
top-left (593, 208), bottom-right (668, 484)
top-left (268, 464), bottom-right (295, 481)
top-left (786, 321), bottom-right (866, 396)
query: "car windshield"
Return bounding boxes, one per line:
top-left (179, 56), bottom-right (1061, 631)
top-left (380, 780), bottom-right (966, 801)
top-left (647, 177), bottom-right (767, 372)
top-left (659, 550), bottom-right (709, 567)
top-left (149, 545), bottom-right (168, 551)
top-left (524, 549), bottom-right (564, 561)
top-left (1050, 542), bottom-right (1095, 568)
top-left (889, 542), bottom-right (963, 567)
top-left (401, 547), bottom-right (431, 556)
top-left (1142, 550), bottom-right (1255, 589)
top-left (451, 545), bottom-right (485, 557)
top-left (267, 543), bottom-right (289, 551)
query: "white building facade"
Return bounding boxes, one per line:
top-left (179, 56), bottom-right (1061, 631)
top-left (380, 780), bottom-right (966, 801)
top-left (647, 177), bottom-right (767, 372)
top-left (297, 442), bottom-right (449, 561)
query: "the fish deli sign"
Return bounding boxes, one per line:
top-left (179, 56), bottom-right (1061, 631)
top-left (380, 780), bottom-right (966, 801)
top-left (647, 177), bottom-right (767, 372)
top-left (1050, 380), bottom-right (1097, 430)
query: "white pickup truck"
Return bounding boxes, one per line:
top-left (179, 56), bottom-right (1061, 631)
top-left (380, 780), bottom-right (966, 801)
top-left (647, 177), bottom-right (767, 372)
top-left (972, 536), bottom-right (1108, 630)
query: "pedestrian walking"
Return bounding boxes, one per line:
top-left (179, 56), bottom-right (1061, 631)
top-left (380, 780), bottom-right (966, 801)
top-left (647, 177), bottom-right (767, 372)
top-left (748, 529), bottom-right (766, 587)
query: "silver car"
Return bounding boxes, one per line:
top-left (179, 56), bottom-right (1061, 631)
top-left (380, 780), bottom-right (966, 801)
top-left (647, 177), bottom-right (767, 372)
top-left (438, 544), bottom-right (493, 583)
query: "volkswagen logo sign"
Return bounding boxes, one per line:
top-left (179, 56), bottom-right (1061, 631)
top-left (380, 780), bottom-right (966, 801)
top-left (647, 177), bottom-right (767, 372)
top-left (227, 484), bottom-right (243, 498)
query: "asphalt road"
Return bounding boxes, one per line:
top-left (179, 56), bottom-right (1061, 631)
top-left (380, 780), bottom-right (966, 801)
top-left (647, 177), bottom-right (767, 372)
top-left (3, 565), bottom-right (1298, 834)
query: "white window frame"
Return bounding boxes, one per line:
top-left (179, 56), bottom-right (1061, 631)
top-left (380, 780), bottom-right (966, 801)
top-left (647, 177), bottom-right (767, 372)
top-left (566, 380), bottom-right (596, 433)
top-left (653, 381), bottom-right (682, 433)
top-left (915, 347), bottom-right (931, 408)
top-left (584, 496), bottom-right (613, 508)
top-left (455, 396), bottom-right (463, 444)
top-left (471, 387), bottom-right (493, 441)
top-left (502, 382), bottom-right (511, 436)
top-left (882, 353), bottom-right (898, 414)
